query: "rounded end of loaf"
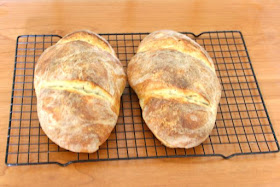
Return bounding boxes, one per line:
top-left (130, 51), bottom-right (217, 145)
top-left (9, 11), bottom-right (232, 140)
top-left (136, 30), bottom-right (215, 71)
top-left (36, 87), bottom-right (118, 153)
top-left (142, 97), bottom-right (217, 149)
top-left (57, 30), bottom-right (117, 58)
top-left (154, 131), bottom-right (210, 149)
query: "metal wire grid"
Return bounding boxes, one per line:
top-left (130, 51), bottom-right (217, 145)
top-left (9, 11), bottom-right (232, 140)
top-left (5, 31), bottom-right (279, 166)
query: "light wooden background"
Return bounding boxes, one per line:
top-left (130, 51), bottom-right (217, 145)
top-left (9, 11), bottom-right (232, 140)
top-left (0, 0), bottom-right (279, 186)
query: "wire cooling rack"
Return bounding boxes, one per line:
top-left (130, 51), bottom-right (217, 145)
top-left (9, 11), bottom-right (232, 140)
top-left (5, 31), bottom-right (279, 166)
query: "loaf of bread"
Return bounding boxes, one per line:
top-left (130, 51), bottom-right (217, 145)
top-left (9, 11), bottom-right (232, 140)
top-left (34, 30), bottom-right (126, 153)
top-left (127, 30), bottom-right (221, 149)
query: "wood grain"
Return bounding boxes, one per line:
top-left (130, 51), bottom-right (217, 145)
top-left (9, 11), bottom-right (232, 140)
top-left (0, 0), bottom-right (280, 186)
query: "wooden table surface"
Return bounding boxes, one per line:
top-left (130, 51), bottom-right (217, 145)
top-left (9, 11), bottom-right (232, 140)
top-left (0, 0), bottom-right (280, 186)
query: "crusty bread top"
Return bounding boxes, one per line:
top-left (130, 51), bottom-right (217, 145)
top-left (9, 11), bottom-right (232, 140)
top-left (57, 30), bottom-right (117, 58)
top-left (35, 41), bottom-right (125, 99)
top-left (137, 30), bottom-right (215, 71)
top-left (128, 49), bottom-right (220, 110)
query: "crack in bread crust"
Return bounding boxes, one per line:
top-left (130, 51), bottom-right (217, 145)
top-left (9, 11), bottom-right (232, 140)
top-left (140, 89), bottom-right (210, 108)
top-left (39, 80), bottom-right (114, 103)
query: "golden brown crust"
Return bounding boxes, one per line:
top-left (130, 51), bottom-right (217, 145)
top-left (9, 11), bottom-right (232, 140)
top-left (57, 30), bottom-right (117, 58)
top-left (35, 30), bottom-right (126, 153)
top-left (127, 30), bottom-right (221, 149)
